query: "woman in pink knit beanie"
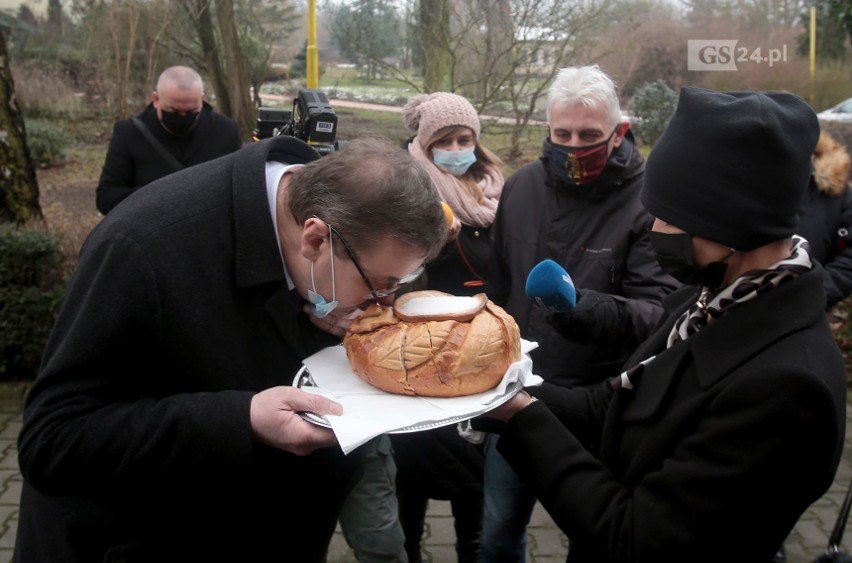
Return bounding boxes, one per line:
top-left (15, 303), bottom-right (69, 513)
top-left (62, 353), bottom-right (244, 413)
top-left (401, 92), bottom-right (505, 294)
top-left (393, 92), bottom-right (505, 563)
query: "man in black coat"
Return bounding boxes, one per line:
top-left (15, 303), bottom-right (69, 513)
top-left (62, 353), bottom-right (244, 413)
top-left (482, 87), bottom-right (847, 562)
top-left (96, 65), bottom-right (242, 214)
top-left (15, 136), bottom-right (448, 562)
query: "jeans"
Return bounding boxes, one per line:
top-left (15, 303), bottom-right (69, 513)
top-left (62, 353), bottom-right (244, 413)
top-left (338, 434), bottom-right (408, 563)
top-left (481, 435), bottom-right (536, 563)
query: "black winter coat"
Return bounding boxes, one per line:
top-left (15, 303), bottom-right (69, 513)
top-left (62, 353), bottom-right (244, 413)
top-left (487, 134), bottom-right (678, 386)
top-left (797, 132), bottom-right (852, 308)
top-left (15, 137), bottom-right (363, 563)
top-left (499, 264), bottom-right (846, 562)
top-left (96, 101), bottom-right (242, 214)
top-left (426, 224), bottom-right (491, 295)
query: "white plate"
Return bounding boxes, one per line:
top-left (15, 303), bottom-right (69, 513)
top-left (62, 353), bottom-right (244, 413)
top-left (292, 365), bottom-right (523, 433)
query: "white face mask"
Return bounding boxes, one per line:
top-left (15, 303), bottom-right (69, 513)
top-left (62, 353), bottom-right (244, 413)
top-left (307, 230), bottom-right (339, 318)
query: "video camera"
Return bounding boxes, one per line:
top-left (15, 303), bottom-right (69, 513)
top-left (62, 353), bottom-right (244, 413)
top-left (253, 89), bottom-right (345, 155)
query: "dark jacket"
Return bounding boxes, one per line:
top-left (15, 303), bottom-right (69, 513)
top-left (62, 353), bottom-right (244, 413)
top-left (392, 425), bottom-right (484, 501)
top-left (498, 264), bottom-right (846, 562)
top-left (15, 137), bottom-right (364, 562)
top-left (96, 101), bottom-right (242, 214)
top-left (798, 131), bottom-right (852, 308)
top-left (427, 225), bottom-right (490, 295)
top-left (487, 133), bottom-right (679, 386)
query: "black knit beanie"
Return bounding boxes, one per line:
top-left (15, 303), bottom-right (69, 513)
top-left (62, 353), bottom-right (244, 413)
top-left (641, 86), bottom-right (819, 250)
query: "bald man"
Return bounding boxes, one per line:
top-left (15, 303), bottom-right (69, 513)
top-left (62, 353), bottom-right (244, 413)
top-left (96, 65), bottom-right (242, 214)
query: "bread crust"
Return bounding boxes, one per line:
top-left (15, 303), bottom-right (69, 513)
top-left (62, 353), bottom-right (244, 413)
top-left (343, 292), bottom-right (521, 397)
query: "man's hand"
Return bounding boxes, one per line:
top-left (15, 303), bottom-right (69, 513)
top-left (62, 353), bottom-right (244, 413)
top-left (250, 386), bottom-right (342, 455)
top-left (549, 289), bottom-right (627, 345)
top-left (304, 305), bottom-right (363, 337)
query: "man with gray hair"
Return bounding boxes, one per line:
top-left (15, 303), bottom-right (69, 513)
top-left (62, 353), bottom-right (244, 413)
top-left (482, 64), bottom-right (678, 561)
top-left (96, 65), bottom-right (242, 214)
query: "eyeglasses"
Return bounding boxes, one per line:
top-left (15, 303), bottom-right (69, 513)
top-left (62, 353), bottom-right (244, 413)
top-left (325, 223), bottom-right (424, 301)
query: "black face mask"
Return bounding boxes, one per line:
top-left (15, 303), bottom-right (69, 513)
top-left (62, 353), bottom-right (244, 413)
top-left (160, 110), bottom-right (199, 137)
top-left (649, 231), bottom-right (731, 288)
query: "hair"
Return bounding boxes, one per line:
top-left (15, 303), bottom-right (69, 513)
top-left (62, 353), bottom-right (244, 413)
top-left (546, 65), bottom-right (622, 129)
top-left (425, 125), bottom-right (505, 203)
top-left (288, 137), bottom-right (448, 261)
top-left (157, 66), bottom-right (204, 93)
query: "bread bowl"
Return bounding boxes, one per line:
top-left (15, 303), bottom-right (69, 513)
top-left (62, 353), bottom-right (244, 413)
top-left (343, 290), bottom-right (521, 397)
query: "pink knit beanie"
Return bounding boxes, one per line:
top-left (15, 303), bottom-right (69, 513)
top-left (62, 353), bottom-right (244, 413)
top-left (402, 92), bottom-right (481, 149)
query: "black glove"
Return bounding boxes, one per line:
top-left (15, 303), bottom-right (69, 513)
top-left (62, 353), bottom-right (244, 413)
top-left (549, 289), bottom-right (627, 344)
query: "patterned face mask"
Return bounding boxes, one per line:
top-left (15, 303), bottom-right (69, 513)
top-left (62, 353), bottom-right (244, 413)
top-left (548, 128), bottom-right (616, 185)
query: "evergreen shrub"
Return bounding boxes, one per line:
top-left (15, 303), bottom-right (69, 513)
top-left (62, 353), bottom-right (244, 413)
top-left (0, 225), bottom-right (65, 379)
top-left (26, 120), bottom-right (67, 168)
top-left (629, 80), bottom-right (678, 148)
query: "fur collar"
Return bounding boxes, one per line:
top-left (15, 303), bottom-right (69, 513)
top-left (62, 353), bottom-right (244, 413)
top-left (813, 132), bottom-right (851, 197)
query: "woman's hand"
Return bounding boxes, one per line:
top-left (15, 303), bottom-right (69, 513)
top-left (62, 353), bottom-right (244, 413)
top-left (485, 392), bottom-right (536, 422)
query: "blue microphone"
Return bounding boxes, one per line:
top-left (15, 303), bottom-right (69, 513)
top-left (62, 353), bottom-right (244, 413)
top-left (525, 259), bottom-right (577, 312)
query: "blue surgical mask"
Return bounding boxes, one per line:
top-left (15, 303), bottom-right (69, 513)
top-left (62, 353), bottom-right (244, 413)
top-left (307, 238), bottom-right (339, 318)
top-left (433, 146), bottom-right (477, 176)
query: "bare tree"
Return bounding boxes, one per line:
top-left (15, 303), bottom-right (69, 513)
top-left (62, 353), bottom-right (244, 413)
top-left (324, 0), bottom-right (609, 161)
top-left (143, 0), bottom-right (174, 92)
top-left (0, 27), bottom-right (40, 223)
top-left (215, 0), bottom-right (254, 136)
top-left (452, 0), bottom-right (611, 160)
top-left (682, 0), bottom-right (808, 31)
top-left (46, 0), bottom-right (63, 35)
top-left (241, 1), bottom-right (299, 107)
top-left (591, 1), bottom-right (689, 98)
top-left (107, 0), bottom-right (141, 119)
top-left (74, 0), bottom-right (174, 116)
top-left (177, 0), bottom-right (233, 116)
top-left (477, 0), bottom-right (514, 99)
top-left (420, 0), bottom-right (452, 91)
top-left (68, 0), bottom-right (280, 134)
top-left (172, 0), bottom-right (277, 136)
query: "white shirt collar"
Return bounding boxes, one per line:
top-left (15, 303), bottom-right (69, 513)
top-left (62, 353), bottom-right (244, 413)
top-left (265, 162), bottom-right (305, 291)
